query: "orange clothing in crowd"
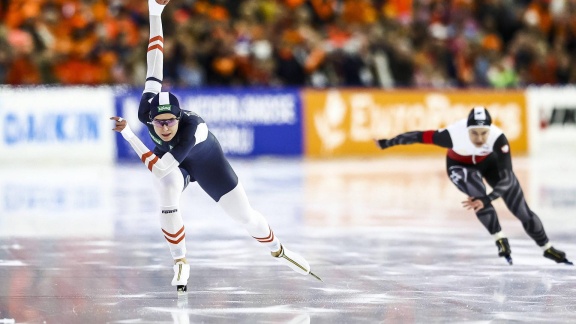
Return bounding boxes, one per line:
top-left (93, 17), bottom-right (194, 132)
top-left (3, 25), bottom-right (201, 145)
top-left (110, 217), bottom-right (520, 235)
top-left (5, 56), bottom-right (41, 84)
top-left (342, 0), bottom-right (378, 25)
top-left (310, 0), bottom-right (337, 21)
top-left (54, 59), bottom-right (108, 85)
top-left (524, 1), bottom-right (552, 35)
top-left (3, 0), bottom-right (42, 29)
top-left (1, 0), bottom-right (575, 87)
top-left (383, 0), bottom-right (413, 21)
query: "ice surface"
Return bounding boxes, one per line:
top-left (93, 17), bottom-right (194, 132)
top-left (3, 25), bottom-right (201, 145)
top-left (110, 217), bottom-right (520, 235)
top-left (1, 155), bottom-right (575, 323)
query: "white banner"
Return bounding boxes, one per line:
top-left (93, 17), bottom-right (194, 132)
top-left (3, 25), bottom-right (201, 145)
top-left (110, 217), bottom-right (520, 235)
top-left (0, 87), bottom-right (115, 165)
top-left (526, 86), bottom-right (576, 155)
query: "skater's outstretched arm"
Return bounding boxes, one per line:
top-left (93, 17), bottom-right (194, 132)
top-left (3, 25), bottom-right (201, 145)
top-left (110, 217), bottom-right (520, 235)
top-left (111, 116), bottom-right (180, 178)
top-left (376, 129), bottom-right (452, 149)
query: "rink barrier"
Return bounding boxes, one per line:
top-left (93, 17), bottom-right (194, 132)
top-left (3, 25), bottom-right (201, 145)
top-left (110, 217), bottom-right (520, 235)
top-left (303, 89), bottom-right (528, 157)
top-left (1, 86), bottom-right (575, 163)
top-left (114, 88), bottom-right (302, 161)
top-left (526, 86), bottom-right (576, 155)
top-left (0, 87), bottom-right (115, 164)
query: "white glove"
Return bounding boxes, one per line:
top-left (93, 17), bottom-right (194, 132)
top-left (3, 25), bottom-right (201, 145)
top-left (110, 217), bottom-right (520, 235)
top-left (148, 0), bottom-right (166, 16)
top-left (120, 122), bottom-right (136, 141)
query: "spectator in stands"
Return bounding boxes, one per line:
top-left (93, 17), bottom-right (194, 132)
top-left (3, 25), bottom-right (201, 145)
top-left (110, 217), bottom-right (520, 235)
top-left (1, 0), bottom-right (576, 88)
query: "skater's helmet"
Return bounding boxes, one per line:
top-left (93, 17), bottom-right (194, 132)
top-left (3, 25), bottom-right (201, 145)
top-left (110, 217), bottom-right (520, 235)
top-left (149, 92), bottom-right (182, 120)
top-left (466, 106), bottom-right (492, 128)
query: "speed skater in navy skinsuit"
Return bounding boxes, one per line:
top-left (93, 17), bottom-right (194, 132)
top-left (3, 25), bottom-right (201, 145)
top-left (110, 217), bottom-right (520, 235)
top-left (110, 0), bottom-right (321, 294)
top-left (376, 107), bottom-right (571, 266)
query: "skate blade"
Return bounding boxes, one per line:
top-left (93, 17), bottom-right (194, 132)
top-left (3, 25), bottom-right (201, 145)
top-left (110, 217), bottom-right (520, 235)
top-left (309, 271), bottom-right (323, 282)
top-left (505, 255), bottom-right (513, 265)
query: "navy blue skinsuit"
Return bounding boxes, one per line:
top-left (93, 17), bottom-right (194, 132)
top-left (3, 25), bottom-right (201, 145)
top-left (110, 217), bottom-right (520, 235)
top-left (138, 92), bottom-right (238, 201)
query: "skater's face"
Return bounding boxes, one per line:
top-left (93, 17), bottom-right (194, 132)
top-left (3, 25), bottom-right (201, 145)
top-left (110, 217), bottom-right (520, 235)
top-left (152, 113), bottom-right (179, 141)
top-left (468, 127), bottom-right (490, 147)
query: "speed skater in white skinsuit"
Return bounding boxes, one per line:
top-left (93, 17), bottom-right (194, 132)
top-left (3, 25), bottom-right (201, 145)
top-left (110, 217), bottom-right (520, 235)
top-left (110, 0), bottom-right (321, 293)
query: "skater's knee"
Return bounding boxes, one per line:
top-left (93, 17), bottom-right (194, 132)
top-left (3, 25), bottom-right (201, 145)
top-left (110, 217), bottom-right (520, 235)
top-left (475, 204), bottom-right (495, 217)
top-left (156, 168), bottom-right (184, 189)
top-left (479, 203), bottom-right (493, 211)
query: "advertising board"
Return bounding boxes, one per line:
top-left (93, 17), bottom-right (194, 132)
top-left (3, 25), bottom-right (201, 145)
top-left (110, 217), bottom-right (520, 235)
top-left (0, 87), bottom-right (115, 164)
top-left (114, 88), bottom-right (302, 161)
top-left (302, 89), bottom-right (527, 157)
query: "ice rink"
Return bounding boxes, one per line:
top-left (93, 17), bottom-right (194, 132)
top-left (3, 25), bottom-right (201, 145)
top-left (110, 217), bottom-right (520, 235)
top-left (1, 154), bottom-right (575, 323)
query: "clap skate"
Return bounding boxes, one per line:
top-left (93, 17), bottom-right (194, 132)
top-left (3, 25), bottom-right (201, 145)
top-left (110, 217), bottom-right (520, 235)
top-left (171, 261), bottom-right (191, 294)
top-left (496, 238), bottom-right (513, 265)
top-left (543, 246), bottom-right (573, 265)
top-left (272, 245), bottom-right (322, 281)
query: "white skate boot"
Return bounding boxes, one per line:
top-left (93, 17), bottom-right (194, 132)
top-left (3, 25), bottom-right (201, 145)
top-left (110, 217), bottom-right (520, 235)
top-left (171, 261), bottom-right (190, 294)
top-left (272, 245), bottom-right (322, 281)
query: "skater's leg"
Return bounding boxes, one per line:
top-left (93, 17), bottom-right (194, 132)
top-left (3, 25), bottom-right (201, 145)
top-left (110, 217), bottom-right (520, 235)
top-left (217, 182), bottom-right (320, 278)
top-left (217, 182), bottom-right (281, 252)
top-left (193, 139), bottom-right (319, 278)
top-left (155, 168), bottom-right (191, 288)
top-left (192, 138), bottom-right (281, 252)
top-left (448, 166), bottom-right (503, 235)
top-left (155, 167), bottom-right (188, 260)
top-left (155, 167), bottom-right (191, 290)
top-left (448, 165), bottom-right (512, 262)
top-left (495, 172), bottom-right (549, 246)
top-left (491, 172), bottom-right (571, 264)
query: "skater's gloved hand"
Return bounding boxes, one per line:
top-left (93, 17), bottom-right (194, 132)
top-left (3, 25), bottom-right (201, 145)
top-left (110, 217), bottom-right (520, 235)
top-left (375, 139), bottom-right (391, 149)
top-left (110, 117), bottom-right (136, 141)
top-left (149, 0), bottom-right (168, 16)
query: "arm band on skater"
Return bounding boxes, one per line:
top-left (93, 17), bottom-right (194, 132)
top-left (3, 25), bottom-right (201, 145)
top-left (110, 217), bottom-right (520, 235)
top-left (422, 130), bottom-right (434, 144)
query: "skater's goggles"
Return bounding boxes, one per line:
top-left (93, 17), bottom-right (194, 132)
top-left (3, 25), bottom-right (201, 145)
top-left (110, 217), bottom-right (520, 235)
top-left (151, 118), bottom-right (179, 127)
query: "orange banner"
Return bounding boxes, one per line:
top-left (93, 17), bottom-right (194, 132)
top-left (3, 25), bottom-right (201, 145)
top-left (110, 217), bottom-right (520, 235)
top-left (303, 89), bottom-right (527, 157)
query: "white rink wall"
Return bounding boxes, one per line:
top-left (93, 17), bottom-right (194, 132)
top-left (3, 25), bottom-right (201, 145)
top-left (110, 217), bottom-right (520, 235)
top-left (0, 86), bottom-right (116, 165)
top-left (527, 86), bottom-right (576, 156)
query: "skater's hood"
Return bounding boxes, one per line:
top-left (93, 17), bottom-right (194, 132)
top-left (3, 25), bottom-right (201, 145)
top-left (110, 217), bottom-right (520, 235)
top-left (150, 92), bottom-right (182, 120)
top-left (466, 106), bottom-right (492, 129)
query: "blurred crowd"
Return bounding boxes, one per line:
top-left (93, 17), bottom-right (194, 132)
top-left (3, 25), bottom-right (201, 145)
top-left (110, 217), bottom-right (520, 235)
top-left (1, 0), bottom-right (576, 88)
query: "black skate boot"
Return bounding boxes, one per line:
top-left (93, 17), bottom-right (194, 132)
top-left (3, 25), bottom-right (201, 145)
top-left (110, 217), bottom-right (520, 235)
top-left (543, 246), bottom-right (573, 265)
top-left (496, 238), bottom-right (513, 265)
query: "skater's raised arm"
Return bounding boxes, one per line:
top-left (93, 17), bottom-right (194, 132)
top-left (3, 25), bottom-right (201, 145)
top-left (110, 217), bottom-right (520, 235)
top-left (376, 129), bottom-right (453, 150)
top-left (110, 0), bottom-right (181, 179)
top-left (138, 0), bottom-right (168, 124)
